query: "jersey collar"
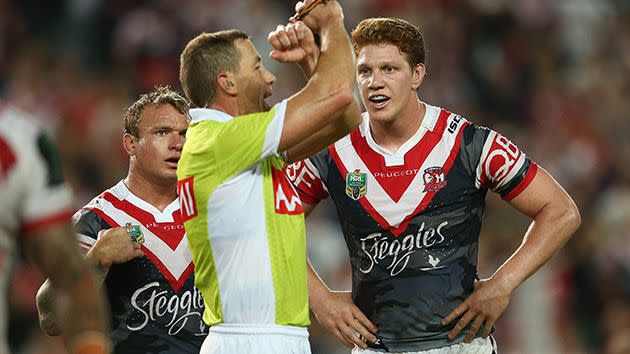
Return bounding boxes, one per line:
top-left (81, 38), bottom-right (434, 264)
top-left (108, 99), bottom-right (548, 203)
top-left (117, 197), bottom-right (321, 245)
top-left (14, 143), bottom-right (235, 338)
top-left (189, 107), bottom-right (233, 124)
top-left (361, 101), bottom-right (440, 160)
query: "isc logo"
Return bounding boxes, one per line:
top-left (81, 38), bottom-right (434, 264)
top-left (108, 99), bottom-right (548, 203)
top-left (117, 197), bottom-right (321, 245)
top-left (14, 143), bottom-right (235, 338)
top-left (177, 177), bottom-right (198, 221)
top-left (447, 115), bottom-right (462, 134)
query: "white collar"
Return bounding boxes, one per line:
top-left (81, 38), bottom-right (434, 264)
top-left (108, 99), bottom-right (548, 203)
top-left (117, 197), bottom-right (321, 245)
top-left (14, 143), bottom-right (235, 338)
top-left (189, 107), bottom-right (233, 124)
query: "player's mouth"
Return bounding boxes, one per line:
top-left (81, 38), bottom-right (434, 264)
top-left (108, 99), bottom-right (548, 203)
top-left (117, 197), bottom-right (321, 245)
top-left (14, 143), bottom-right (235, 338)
top-left (263, 88), bottom-right (273, 111)
top-left (165, 156), bottom-right (179, 168)
top-left (368, 94), bottom-right (390, 109)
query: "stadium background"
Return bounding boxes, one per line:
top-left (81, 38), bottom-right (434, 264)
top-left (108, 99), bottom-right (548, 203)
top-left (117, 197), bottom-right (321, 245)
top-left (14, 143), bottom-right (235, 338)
top-left (1, 0), bottom-right (629, 353)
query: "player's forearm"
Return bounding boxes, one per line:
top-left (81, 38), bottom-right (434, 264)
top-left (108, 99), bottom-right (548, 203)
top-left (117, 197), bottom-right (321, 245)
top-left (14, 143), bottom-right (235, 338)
top-left (37, 266), bottom-right (109, 339)
top-left (286, 101), bottom-right (360, 162)
top-left (298, 45), bottom-right (319, 79)
top-left (60, 268), bottom-right (110, 347)
top-left (490, 199), bottom-right (580, 294)
top-left (307, 260), bottom-right (333, 311)
top-left (313, 18), bottom-right (355, 97)
top-left (28, 224), bottom-right (110, 347)
top-left (85, 248), bottom-right (112, 285)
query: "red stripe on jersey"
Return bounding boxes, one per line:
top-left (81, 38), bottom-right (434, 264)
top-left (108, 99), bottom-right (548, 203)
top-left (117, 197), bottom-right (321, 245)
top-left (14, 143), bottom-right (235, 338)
top-left (502, 162), bottom-right (538, 201)
top-left (21, 209), bottom-right (73, 235)
top-left (388, 120), bottom-right (468, 236)
top-left (331, 119), bottom-right (469, 237)
top-left (0, 136), bottom-right (16, 177)
top-left (88, 195), bottom-right (192, 292)
top-left (79, 241), bottom-right (93, 249)
top-left (101, 192), bottom-right (185, 251)
top-left (349, 109), bottom-right (451, 203)
top-left (329, 145), bottom-right (392, 231)
top-left (398, 121), bottom-right (470, 234)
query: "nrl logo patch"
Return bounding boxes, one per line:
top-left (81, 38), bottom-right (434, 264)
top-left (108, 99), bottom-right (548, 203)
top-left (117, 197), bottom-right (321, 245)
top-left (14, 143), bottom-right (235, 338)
top-left (346, 169), bottom-right (367, 200)
top-left (423, 166), bottom-right (447, 192)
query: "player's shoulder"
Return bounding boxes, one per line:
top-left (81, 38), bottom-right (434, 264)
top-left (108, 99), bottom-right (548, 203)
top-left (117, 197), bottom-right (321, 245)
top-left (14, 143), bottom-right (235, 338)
top-left (72, 207), bottom-right (109, 233)
top-left (73, 184), bottom-right (124, 234)
top-left (0, 105), bottom-right (46, 149)
top-left (82, 181), bottom-right (127, 212)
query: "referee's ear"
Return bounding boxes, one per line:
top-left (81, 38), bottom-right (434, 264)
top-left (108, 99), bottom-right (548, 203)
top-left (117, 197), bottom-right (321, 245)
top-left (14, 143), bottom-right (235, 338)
top-left (123, 132), bottom-right (137, 156)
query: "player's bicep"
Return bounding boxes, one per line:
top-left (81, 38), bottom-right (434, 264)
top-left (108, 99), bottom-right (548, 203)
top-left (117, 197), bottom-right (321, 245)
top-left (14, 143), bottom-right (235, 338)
top-left (25, 221), bottom-right (86, 289)
top-left (508, 167), bottom-right (575, 219)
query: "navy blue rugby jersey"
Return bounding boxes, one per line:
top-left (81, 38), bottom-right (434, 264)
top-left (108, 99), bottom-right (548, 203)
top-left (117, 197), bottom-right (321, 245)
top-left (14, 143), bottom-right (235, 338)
top-left (73, 181), bottom-right (208, 354)
top-left (288, 103), bottom-right (537, 352)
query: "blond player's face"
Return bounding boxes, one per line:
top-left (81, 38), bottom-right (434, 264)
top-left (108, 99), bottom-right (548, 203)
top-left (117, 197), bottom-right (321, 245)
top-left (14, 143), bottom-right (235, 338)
top-left (133, 104), bottom-right (188, 183)
top-left (356, 43), bottom-right (422, 124)
top-left (234, 39), bottom-right (276, 114)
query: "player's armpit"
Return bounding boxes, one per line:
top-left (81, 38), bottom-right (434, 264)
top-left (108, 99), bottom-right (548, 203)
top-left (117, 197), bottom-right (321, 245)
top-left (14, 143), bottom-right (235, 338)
top-left (303, 202), bottom-right (317, 217)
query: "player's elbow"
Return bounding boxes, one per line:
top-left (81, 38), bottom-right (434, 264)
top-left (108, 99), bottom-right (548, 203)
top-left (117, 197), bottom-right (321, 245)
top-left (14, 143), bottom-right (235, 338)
top-left (563, 199), bottom-right (581, 236)
top-left (39, 312), bottom-right (62, 336)
top-left (326, 86), bottom-right (354, 116)
top-left (36, 284), bottom-right (61, 336)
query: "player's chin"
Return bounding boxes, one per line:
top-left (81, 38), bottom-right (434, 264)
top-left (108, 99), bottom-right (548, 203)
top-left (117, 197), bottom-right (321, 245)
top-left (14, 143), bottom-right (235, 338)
top-left (162, 167), bottom-right (179, 178)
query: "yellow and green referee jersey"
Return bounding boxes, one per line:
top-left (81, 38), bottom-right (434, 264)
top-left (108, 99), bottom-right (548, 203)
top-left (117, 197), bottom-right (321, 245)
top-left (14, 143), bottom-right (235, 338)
top-left (176, 100), bottom-right (309, 328)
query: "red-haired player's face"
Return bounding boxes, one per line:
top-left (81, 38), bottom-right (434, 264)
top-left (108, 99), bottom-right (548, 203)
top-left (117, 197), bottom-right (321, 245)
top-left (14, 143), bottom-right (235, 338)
top-left (131, 104), bottom-right (188, 184)
top-left (356, 43), bottom-right (423, 124)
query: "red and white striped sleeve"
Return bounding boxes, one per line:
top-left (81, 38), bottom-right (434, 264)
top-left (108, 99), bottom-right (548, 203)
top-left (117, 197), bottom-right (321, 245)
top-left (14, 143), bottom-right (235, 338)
top-left (286, 159), bottom-right (329, 205)
top-left (475, 130), bottom-right (538, 201)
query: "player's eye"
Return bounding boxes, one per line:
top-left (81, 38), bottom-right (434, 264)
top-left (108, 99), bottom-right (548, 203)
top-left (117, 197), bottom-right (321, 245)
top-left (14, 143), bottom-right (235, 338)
top-left (358, 67), bottom-right (370, 75)
top-left (156, 130), bottom-right (168, 136)
top-left (383, 66), bottom-right (396, 73)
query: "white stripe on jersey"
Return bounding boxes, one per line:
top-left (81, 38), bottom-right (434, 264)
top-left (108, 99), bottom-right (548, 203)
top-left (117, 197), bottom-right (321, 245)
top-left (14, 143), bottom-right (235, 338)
top-left (88, 190), bottom-right (192, 280)
top-left (77, 233), bottom-right (96, 250)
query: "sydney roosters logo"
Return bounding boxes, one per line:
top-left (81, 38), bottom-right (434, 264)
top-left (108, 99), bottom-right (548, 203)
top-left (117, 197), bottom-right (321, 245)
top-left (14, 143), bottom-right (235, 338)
top-left (423, 167), bottom-right (446, 192)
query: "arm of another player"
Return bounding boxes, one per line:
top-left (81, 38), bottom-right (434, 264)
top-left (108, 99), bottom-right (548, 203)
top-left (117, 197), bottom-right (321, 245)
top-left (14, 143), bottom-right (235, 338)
top-left (303, 203), bottom-right (378, 349)
top-left (37, 227), bottom-right (144, 335)
top-left (268, 21), bottom-right (361, 163)
top-left (442, 167), bottom-right (581, 342)
top-left (276, 0), bottom-right (360, 156)
top-left (26, 221), bottom-right (111, 354)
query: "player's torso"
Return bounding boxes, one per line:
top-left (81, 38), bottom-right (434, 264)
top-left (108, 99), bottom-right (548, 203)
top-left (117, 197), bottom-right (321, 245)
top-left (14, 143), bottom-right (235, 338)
top-left (178, 148), bottom-right (309, 326)
top-left (309, 106), bottom-right (487, 350)
top-left (76, 182), bottom-right (207, 353)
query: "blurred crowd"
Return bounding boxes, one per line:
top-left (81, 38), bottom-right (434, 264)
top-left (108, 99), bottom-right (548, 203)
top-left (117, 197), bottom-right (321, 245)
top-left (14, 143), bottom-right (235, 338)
top-left (1, 0), bottom-right (629, 353)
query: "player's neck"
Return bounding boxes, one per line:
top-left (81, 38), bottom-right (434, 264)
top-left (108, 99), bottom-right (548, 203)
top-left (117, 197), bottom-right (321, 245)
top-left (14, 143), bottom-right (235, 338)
top-left (124, 172), bottom-right (177, 212)
top-left (370, 98), bottom-right (425, 153)
top-left (207, 96), bottom-right (240, 117)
